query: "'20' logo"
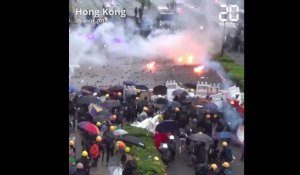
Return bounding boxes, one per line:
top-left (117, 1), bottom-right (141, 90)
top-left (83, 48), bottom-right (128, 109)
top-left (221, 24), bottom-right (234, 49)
top-left (219, 5), bottom-right (239, 22)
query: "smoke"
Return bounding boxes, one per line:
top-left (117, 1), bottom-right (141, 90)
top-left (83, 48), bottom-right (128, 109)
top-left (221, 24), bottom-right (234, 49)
top-left (69, 0), bottom-right (227, 78)
top-left (221, 102), bottom-right (243, 130)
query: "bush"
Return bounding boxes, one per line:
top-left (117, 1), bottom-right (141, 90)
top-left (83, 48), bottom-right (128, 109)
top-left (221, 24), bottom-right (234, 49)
top-left (215, 55), bottom-right (244, 91)
top-left (124, 125), bottom-right (166, 175)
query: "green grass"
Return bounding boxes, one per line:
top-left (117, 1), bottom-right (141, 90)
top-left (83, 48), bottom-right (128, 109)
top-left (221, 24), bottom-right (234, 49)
top-left (124, 125), bottom-right (166, 175)
top-left (215, 54), bottom-right (244, 91)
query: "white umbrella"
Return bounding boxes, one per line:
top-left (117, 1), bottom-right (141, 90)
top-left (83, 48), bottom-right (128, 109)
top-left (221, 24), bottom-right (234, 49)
top-left (113, 129), bottom-right (128, 136)
top-left (107, 165), bottom-right (123, 175)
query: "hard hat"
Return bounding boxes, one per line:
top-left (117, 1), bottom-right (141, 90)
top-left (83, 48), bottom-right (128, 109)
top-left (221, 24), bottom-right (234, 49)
top-left (210, 164), bottom-right (218, 171)
top-left (81, 151), bottom-right (88, 157)
top-left (110, 125), bottom-right (116, 132)
top-left (222, 162), bottom-right (230, 168)
top-left (154, 156), bottom-right (159, 161)
top-left (116, 141), bottom-right (126, 150)
top-left (136, 97), bottom-right (140, 100)
top-left (169, 135), bottom-right (175, 140)
top-left (111, 115), bottom-right (117, 120)
top-left (125, 147), bottom-right (130, 153)
top-left (175, 107), bottom-right (180, 112)
top-left (69, 140), bottom-right (75, 146)
top-left (222, 141), bottom-right (228, 147)
top-left (118, 92), bottom-right (122, 96)
top-left (206, 114), bottom-right (211, 118)
top-left (105, 94), bottom-right (110, 98)
top-left (76, 162), bottom-right (84, 169)
top-left (230, 101), bottom-right (234, 105)
top-left (190, 89), bottom-right (194, 92)
top-left (93, 93), bottom-right (97, 96)
top-left (192, 118), bottom-right (197, 124)
top-left (214, 114), bottom-right (218, 118)
top-left (96, 136), bottom-right (102, 142)
top-left (162, 143), bottom-right (168, 149)
top-left (96, 122), bottom-right (101, 126)
top-left (143, 107), bottom-right (148, 111)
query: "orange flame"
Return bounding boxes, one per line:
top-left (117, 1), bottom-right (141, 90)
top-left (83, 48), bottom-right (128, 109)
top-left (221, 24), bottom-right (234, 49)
top-left (146, 61), bottom-right (155, 69)
top-left (178, 57), bottom-right (183, 63)
top-left (187, 55), bottom-right (194, 64)
top-left (193, 65), bottom-right (204, 73)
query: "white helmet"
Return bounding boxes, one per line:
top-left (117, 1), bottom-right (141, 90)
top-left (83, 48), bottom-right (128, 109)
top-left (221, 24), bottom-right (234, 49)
top-left (76, 162), bottom-right (84, 169)
top-left (162, 143), bottom-right (168, 149)
top-left (169, 135), bottom-right (175, 140)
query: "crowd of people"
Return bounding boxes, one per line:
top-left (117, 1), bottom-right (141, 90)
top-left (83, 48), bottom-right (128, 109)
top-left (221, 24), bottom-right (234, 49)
top-left (69, 84), bottom-right (243, 175)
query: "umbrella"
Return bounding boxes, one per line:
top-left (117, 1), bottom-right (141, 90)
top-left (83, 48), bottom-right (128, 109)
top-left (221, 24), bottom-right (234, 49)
top-left (154, 97), bottom-right (169, 105)
top-left (81, 86), bottom-right (98, 94)
top-left (237, 124), bottom-right (244, 144)
top-left (69, 85), bottom-right (76, 93)
top-left (135, 85), bottom-right (149, 91)
top-left (217, 131), bottom-right (234, 140)
top-left (76, 95), bottom-right (102, 106)
top-left (183, 96), bottom-right (197, 103)
top-left (88, 103), bottom-right (104, 117)
top-left (172, 89), bottom-right (189, 97)
top-left (94, 109), bottom-right (112, 121)
top-left (102, 100), bottom-right (121, 109)
top-left (202, 103), bottom-right (219, 113)
top-left (184, 83), bottom-right (196, 89)
top-left (113, 129), bottom-right (129, 136)
top-left (119, 135), bottom-right (146, 148)
top-left (155, 120), bottom-right (179, 133)
top-left (78, 121), bottom-right (100, 135)
top-left (107, 165), bottom-right (123, 175)
top-left (108, 85), bottom-right (124, 92)
top-left (123, 80), bottom-right (136, 86)
top-left (189, 132), bottom-right (213, 144)
top-left (153, 85), bottom-right (167, 95)
top-left (168, 101), bottom-right (181, 108)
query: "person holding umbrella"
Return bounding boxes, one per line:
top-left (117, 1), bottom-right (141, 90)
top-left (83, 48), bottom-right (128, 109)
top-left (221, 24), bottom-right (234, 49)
top-left (103, 126), bottom-right (116, 163)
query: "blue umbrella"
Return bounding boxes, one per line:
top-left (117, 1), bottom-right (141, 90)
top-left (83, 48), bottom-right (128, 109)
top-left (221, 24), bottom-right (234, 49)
top-left (69, 85), bottom-right (75, 93)
top-left (217, 131), bottom-right (233, 140)
top-left (203, 103), bottom-right (219, 113)
top-left (123, 81), bottom-right (136, 86)
top-left (155, 120), bottom-right (179, 133)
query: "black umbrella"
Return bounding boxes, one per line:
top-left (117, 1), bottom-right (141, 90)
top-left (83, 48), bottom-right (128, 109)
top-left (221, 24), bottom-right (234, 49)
top-left (94, 109), bottom-right (112, 121)
top-left (135, 85), bottom-right (149, 91)
top-left (123, 81), bottom-right (136, 86)
top-left (155, 120), bottom-right (179, 133)
top-left (154, 97), bottom-right (169, 105)
top-left (108, 85), bottom-right (124, 92)
top-left (168, 101), bottom-right (181, 108)
top-left (153, 85), bottom-right (167, 95)
top-left (102, 100), bottom-right (121, 109)
top-left (76, 95), bottom-right (102, 106)
top-left (189, 132), bottom-right (213, 144)
top-left (119, 135), bottom-right (146, 148)
top-left (202, 103), bottom-right (219, 113)
top-left (184, 83), bottom-right (196, 89)
top-left (172, 89), bottom-right (189, 97)
top-left (81, 86), bottom-right (98, 94)
top-left (183, 96), bottom-right (197, 103)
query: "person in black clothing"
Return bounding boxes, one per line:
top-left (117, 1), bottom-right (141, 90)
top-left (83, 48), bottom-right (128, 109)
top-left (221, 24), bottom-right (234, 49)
top-left (73, 163), bottom-right (88, 175)
top-left (220, 141), bottom-right (233, 163)
top-left (159, 143), bottom-right (172, 167)
top-left (207, 143), bottom-right (219, 164)
top-left (208, 164), bottom-right (218, 175)
top-left (138, 7), bottom-right (143, 20)
top-left (123, 160), bottom-right (137, 175)
top-left (103, 127), bottom-right (116, 163)
top-left (195, 163), bottom-right (209, 175)
top-left (196, 142), bottom-right (207, 164)
top-left (134, 7), bottom-right (138, 17)
top-left (167, 135), bottom-right (176, 161)
top-left (76, 151), bottom-right (90, 175)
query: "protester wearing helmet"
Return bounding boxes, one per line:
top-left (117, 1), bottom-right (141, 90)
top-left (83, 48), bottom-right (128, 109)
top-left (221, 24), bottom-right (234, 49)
top-left (220, 141), bottom-right (234, 163)
top-left (167, 135), bottom-right (176, 161)
top-left (218, 162), bottom-right (234, 175)
top-left (159, 143), bottom-right (171, 167)
top-left (208, 164), bottom-right (218, 175)
top-left (76, 151), bottom-right (90, 175)
top-left (73, 162), bottom-right (88, 175)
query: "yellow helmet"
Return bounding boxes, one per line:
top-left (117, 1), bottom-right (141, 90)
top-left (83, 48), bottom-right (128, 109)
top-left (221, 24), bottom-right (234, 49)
top-left (125, 147), bottom-right (130, 153)
top-left (206, 114), bottom-right (211, 119)
top-left (190, 89), bottom-right (194, 92)
top-left (81, 151), bottom-right (88, 157)
top-left (175, 107), bottom-right (180, 112)
top-left (69, 140), bottom-right (75, 146)
top-left (111, 115), bottom-right (117, 120)
top-left (222, 141), bottom-right (228, 147)
top-left (143, 107), bottom-right (148, 111)
top-left (105, 94), bottom-right (110, 98)
top-left (210, 164), bottom-right (218, 171)
top-left (96, 122), bottom-right (101, 126)
top-left (110, 125), bottom-right (115, 132)
top-left (222, 162), bottom-right (230, 168)
top-left (214, 114), bottom-right (218, 118)
top-left (154, 156), bottom-right (159, 161)
top-left (96, 136), bottom-right (102, 142)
